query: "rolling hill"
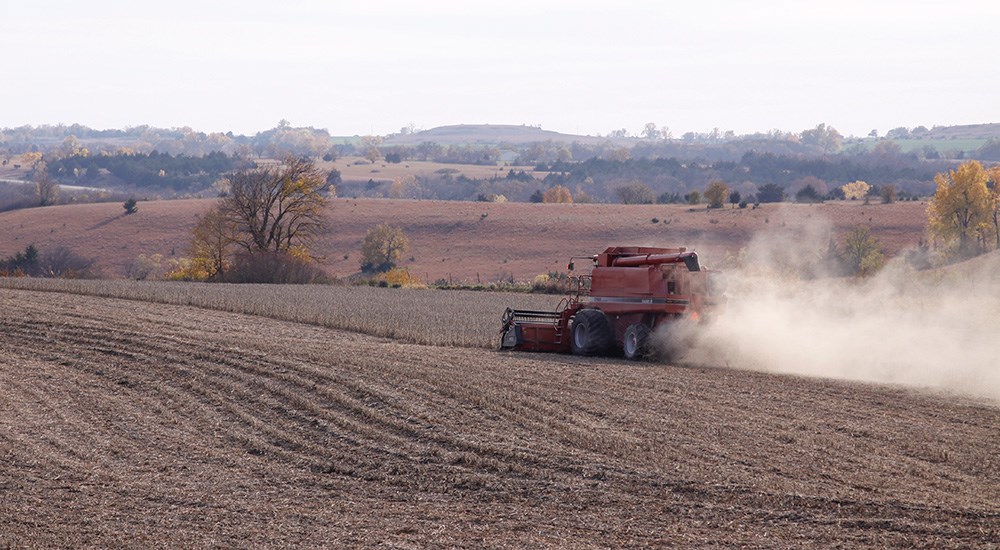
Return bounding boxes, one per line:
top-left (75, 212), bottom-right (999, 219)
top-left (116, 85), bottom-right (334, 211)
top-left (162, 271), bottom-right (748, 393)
top-left (0, 198), bottom-right (929, 281)
top-left (383, 124), bottom-right (616, 146)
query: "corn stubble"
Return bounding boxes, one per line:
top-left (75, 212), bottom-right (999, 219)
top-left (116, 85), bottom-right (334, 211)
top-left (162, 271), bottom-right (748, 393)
top-left (0, 286), bottom-right (998, 547)
top-left (0, 278), bottom-right (560, 347)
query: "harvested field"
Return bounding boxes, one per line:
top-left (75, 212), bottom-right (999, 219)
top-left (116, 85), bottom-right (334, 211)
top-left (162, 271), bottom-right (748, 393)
top-left (0, 278), bottom-right (560, 348)
top-left (0, 197), bottom-right (929, 281)
top-left (1, 288), bottom-right (998, 547)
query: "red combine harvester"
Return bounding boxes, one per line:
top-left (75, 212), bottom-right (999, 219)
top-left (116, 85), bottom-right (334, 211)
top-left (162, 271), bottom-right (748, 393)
top-left (500, 246), bottom-right (724, 360)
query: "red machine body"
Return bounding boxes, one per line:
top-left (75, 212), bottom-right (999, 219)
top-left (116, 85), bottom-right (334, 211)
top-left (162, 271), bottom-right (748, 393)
top-left (500, 246), bottom-right (724, 359)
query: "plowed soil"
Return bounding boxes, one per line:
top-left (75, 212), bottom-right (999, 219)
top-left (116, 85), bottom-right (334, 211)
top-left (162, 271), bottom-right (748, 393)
top-left (1, 288), bottom-right (998, 547)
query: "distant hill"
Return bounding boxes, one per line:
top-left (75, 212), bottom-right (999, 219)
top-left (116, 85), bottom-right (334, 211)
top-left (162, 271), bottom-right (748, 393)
top-left (383, 124), bottom-right (618, 146)
top-left (923, 123), bottom-right (1000, 140)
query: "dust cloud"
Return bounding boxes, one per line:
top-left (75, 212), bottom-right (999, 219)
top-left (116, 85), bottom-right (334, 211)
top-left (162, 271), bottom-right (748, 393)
top-left (680, 215), bottom-right (1000, 401)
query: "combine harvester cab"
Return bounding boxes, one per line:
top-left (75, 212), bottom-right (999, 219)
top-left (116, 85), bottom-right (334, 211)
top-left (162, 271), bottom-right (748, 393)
top-left (500, 246), bottom-right (725, 360)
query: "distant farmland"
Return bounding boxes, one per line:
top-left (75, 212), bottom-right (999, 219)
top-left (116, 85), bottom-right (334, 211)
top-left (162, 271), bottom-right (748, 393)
top-left (0, 198), bottom-right (930, 281)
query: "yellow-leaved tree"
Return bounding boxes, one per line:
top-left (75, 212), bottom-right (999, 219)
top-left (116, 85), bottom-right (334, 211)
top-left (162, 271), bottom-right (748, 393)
top-left (361, 223), bottom-right (409, 273)
top-left (542, 185), bottom-right (573, 203)
top-left (927, 160), bottom-right (994, 257)
top-left (840, 180), bottom-right (871, 200)
top-left (842, 226), bottom-right (883, 276)
top-left (704, 180), bottom-right (729, 209)
top-left (191, 205), bottom-right (238, 281)
top-left (987, 166), bottom-right (1000, 250)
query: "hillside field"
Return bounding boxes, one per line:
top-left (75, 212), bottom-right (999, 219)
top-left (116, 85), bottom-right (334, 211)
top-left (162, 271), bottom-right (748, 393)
top-left (0, 198), bottom-right (928, 281)
top-left (0, 285), bottom-right (997, 547)
top-left (320, 156), bottom-right (547, 186)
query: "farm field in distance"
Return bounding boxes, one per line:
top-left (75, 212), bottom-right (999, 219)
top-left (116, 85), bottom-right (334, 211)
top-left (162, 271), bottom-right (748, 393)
top-left (1, 287), bottom-right (998, 547)
top-left (319, 155), bottom-right (548, 186)
top-left (0, 197), bottom-right (929, 281)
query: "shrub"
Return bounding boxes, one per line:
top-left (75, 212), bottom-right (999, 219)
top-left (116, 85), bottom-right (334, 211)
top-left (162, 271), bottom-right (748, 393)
top-left (880, 184), bottom-right (897, 204)
top-left (378, 267), bottom-right (423, 288)
top-left (227, 252), bottom-right (327, 284)
top-left (530, 272), bottom-right (574, 294)
top-left (542, 185), bottom-right (573, 203)
top-left (757, 183), bottom-right (785, 203)
top-left (38, 246), bottom-right (100, 278)
top-left (123, 196), bottom-right (139, 215)
top-left (795, 184), bottom-right (823, 203)
top-left (704, 180), bottom-right (729, 208)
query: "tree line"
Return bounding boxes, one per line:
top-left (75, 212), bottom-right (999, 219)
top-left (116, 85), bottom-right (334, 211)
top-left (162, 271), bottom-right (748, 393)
top-left (44, 151), bottom-right (248, 192)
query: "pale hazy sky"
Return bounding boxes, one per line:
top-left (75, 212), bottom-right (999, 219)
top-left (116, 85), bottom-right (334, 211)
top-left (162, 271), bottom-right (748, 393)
top-left (3, 0), bottom-right (998, 138)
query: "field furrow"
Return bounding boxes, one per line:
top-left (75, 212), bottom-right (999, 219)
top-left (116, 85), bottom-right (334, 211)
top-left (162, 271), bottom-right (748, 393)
top-left (0, 287), bottom-right (998, 547)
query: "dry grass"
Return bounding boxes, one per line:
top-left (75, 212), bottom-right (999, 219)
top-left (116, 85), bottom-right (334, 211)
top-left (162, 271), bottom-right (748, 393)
top-left (0, 278), bottom-right (560, 347)
top-left (0, 288), bottom-right (997, 547)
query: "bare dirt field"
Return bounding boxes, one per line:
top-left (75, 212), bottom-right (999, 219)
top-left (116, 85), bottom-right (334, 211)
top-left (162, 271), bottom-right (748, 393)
top-left (1, 288), bottom-right (997, 547)
top-left (0, 197), bottom-right (928, 281)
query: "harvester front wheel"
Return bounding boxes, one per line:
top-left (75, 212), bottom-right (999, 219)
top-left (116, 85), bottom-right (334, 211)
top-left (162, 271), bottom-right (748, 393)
top-left (623, 323), bottom-right (652, 360)
top-left (571, 309), bottom-right (613, 356)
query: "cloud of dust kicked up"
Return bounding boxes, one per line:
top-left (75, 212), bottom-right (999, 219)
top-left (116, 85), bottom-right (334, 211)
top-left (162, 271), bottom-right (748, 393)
top-left (677, 215), bottom-right (1000, 401)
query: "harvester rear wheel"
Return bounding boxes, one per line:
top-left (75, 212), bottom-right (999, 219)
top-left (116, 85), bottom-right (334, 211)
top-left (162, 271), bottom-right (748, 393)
top-left (623, 323), bottom-right (652, 360)
top-left (571, 309), bottom-right (613, 356)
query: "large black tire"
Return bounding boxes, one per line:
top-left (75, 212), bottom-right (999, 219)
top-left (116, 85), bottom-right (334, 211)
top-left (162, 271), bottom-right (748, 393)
top-left (571, 309), bottom-right (613, 356)
top-left (623, 323), bottom-right (652, 360)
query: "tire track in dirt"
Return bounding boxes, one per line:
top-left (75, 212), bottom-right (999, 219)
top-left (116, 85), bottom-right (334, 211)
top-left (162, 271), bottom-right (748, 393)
top-left (1, 288), bottom-right (998, 547)
top-left (1, 298), bottom-right (603, 492)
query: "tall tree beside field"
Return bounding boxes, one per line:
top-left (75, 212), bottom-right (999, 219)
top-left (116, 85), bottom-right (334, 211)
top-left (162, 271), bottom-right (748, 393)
top-left (361, 135), bottom-right (384, 164)
top-left (361, 224), bottom-right (409, 273)
top-left (880, 184), bottom-right (897, 204)
top-left (704, 180), bottom-right (729, 209)
top-left (927, 160), bottom-right (993, 257)
top-left (33, 161), bottom-right (60, 206)
top-left (616, 183), bottom-right (654, 204)
top-left (987, 166), bottom-right (1000, 250)
top-left (842, 226), bottom-right (883, 276)
top-left (191, 205), bottom-right (239, 281)
top-left (222, 156), bottom-right (330, 256)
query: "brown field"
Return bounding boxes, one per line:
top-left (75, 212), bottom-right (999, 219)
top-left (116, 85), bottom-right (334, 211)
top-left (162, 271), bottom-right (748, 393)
top-left (0, 197), bottom-right (928, 281)
top-left (0, 286), bottom-right (997, 547)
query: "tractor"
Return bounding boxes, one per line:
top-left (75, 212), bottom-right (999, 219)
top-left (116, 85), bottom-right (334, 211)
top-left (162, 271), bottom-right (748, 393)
top-left (499, 246), bottom-right (724, 360)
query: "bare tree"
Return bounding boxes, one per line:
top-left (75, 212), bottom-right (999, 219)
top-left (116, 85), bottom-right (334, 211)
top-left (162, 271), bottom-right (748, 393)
top-left (222, 157), bottom-right (330, 256)
top-left (33, 161), bottom-right (60, 207)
